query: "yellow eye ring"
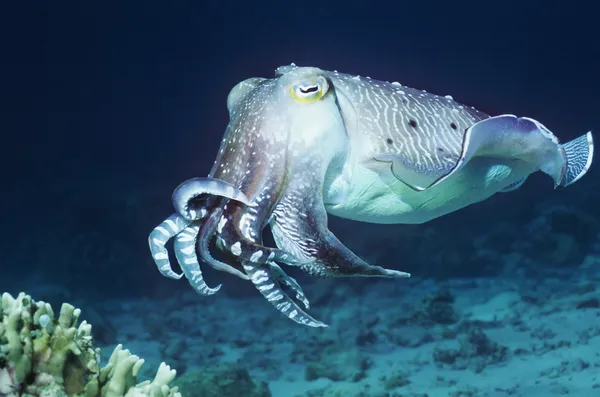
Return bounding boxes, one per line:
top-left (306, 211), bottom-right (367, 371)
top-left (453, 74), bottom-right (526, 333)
top-left (290, 79), bottom-right (327, 103)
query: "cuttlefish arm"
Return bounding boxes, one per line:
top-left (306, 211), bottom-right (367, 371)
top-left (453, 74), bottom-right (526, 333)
top-left (218, 194), bottom-right (325, 327)
top-left (172, 177), bottom-right (255, 221)
top-left (149, 175), bottom-right (260, 297)
top-left (170, 178), bottom-right (255, 281)
top-left (271, 156), bottom-right (411, 279)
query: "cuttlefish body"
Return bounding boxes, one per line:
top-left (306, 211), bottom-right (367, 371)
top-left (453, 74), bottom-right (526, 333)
top-left (149, 65), bottom-right (594, 327)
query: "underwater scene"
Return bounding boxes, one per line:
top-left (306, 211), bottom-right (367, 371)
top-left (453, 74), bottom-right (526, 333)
top-left (3, 2), bottom-right (600, 397)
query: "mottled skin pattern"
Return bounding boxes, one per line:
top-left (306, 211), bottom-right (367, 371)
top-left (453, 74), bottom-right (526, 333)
top-left (149, 65), bottom-right (594, 327)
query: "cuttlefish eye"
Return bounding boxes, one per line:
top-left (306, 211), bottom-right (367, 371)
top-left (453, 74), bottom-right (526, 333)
top-left (290, 76), bottom-right (328, 103)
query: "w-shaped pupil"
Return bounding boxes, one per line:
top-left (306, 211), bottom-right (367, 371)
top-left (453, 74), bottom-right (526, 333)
top-left (300, 85), bottom-right (318, 94)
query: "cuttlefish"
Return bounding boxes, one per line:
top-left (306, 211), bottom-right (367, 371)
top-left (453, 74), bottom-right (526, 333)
top-left (149, 64), bottom-right (594, 327)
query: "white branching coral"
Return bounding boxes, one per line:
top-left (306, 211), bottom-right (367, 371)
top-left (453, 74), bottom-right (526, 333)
top-left (0, 292), bottom-right (181, 397)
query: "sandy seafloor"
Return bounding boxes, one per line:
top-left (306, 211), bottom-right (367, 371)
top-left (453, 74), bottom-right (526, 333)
top-left (61, 255), bottom-right (600, 397)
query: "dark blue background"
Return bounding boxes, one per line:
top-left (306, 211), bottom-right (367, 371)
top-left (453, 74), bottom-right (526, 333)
top-left (3, 1), bottom-right (599, 299)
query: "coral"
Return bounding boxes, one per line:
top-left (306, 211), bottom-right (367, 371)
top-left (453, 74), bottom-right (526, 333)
top-left (0, 292), bottom-right (181, 397)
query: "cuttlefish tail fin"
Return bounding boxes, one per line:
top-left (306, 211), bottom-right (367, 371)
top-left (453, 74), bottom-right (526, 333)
top-left (557, 131), bottom-right (594, 187)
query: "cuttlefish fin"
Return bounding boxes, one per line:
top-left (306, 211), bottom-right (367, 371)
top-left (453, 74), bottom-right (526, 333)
top-left (271, 178), bottom-right (410, 279)
top-left (429, 115), bottom-right (594, 189)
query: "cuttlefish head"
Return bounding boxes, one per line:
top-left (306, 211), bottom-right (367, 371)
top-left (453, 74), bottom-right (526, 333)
top-left (210, 65), bottom-right (350, 208)
top-left (170, 66), bottom-right (351, 275)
